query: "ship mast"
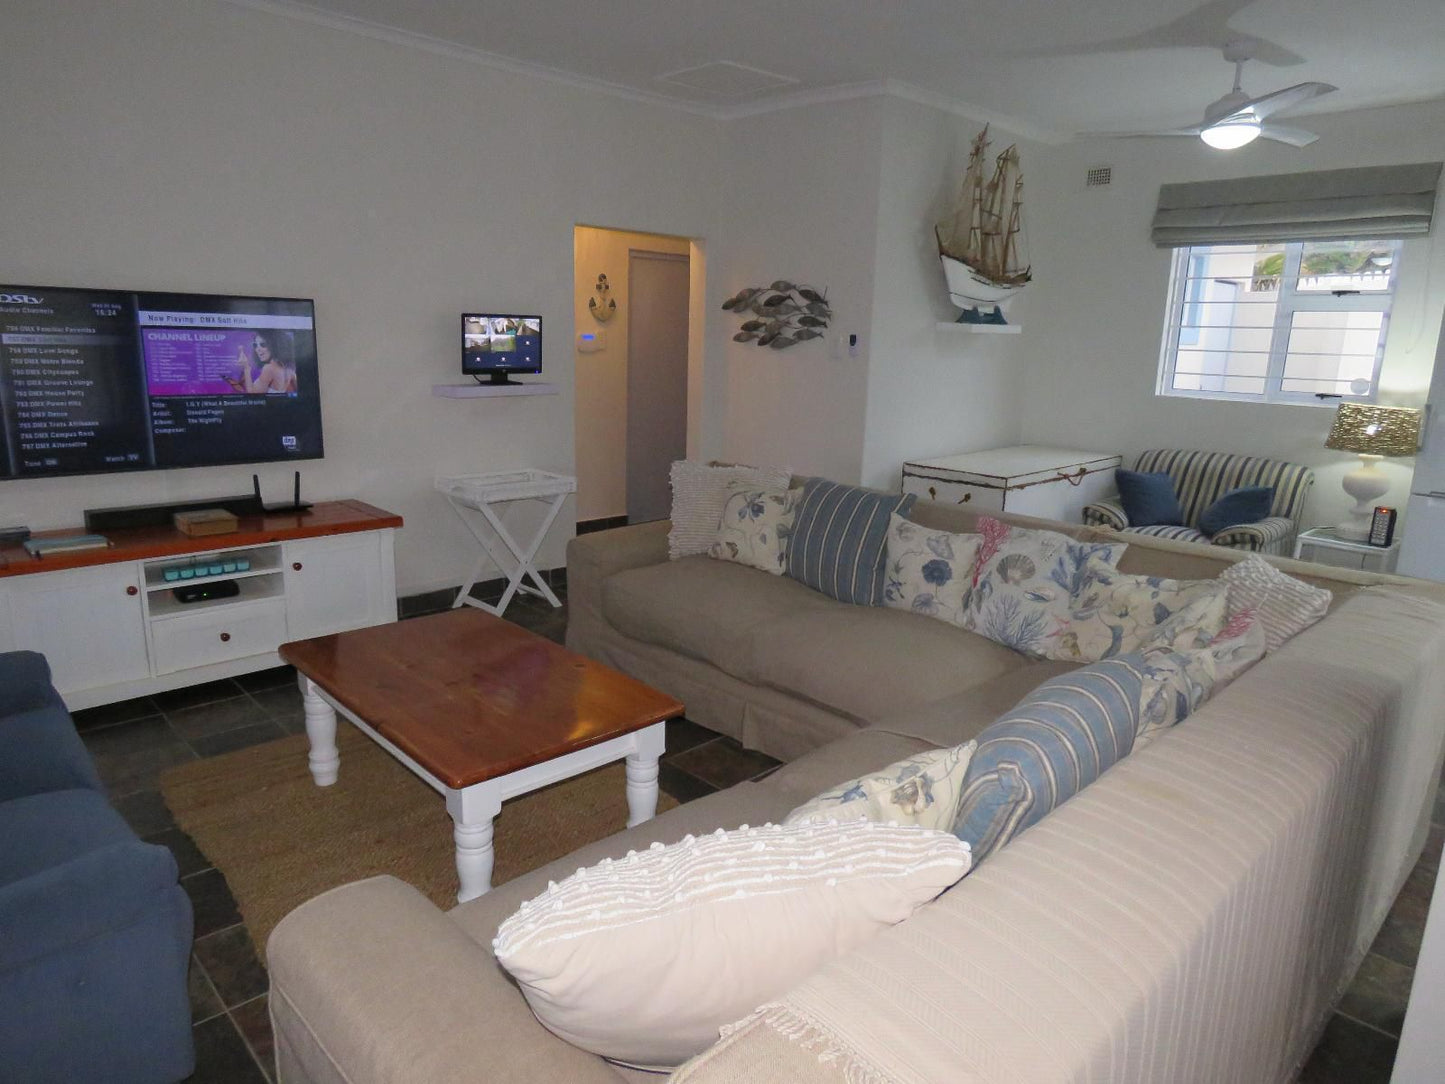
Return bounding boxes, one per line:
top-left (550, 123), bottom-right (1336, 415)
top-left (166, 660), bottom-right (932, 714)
top-left (936, 125), bottom-right (1031, 287)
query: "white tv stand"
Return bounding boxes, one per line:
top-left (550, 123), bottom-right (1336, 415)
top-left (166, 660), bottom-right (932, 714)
top-left (0, 500), bottom-right (400, 710)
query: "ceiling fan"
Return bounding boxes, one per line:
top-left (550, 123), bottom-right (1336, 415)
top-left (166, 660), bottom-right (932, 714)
top-left (1126, 41), bottom-right (1337, 149)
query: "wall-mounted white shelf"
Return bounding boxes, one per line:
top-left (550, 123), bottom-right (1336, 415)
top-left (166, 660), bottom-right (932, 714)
top-left (432, 382), bottom-right (558, 399)
top-left (935, 322), bottom-right (1022, 335)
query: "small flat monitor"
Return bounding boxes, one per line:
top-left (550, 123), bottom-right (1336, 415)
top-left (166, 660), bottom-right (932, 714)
top-left (462, 313), bottom-right (541, 385)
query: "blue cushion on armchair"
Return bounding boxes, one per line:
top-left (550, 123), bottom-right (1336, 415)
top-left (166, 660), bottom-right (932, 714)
top-left (1115, 469), bottom-right (1184, 527)
top-left (1198, 485), bottom-right (1274, 536)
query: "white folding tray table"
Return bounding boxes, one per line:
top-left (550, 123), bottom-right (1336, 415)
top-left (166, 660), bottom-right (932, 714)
top-left (436, 470), bottom-right (576, 617)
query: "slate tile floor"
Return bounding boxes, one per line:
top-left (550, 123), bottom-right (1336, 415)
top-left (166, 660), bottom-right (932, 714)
top-left (73, 577), bottom-right (1441, 1081)
top-left (75, 582), bottom-right (780, 1081)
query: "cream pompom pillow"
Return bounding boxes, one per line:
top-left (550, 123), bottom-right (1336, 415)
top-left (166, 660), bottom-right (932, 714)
top-left (493, 820), bottom-right (969, 1070)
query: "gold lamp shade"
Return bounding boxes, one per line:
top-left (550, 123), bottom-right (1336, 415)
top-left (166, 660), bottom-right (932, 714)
top-left (1324, 403), bottom-right (1422, 458)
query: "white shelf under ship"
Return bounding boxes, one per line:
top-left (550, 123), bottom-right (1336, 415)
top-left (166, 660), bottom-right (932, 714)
top-left (937, 126), bottom-right (1032, 326)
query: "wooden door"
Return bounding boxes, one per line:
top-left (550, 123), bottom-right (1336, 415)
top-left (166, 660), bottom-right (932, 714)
top-left (626, 250), bottom-right (690, 524)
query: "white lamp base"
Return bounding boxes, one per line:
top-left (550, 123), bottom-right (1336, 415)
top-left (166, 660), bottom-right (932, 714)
top-left (1336, 454), bottom-right (1388, 541)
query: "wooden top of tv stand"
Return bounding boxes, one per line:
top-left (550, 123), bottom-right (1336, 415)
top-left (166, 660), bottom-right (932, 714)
top-left (0, 500), bottom-right (403, 579)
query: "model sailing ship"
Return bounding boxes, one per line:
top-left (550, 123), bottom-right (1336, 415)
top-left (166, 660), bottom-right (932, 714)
top-left (936, 126), bottom-right (1032, 324)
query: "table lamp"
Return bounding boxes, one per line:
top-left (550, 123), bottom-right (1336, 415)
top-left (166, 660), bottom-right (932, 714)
top-left (1324, 403), bottom-right (1421, 540)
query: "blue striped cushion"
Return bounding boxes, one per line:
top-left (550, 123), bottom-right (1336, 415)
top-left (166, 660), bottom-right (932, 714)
top-left (785, 479), bottom-right (916, 606)
top-left (952, 656), bottom-right (1145, 862)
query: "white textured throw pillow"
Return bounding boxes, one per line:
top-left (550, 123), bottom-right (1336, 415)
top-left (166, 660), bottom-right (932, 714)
top-left (1218, 554), bottom-right (1332, 651)
top-left (785, 741), bottom-right (977, 831)
top-left (668, 460), bottom-right (792, 559)
top-left (493, 820), bottom-right (970, 1070)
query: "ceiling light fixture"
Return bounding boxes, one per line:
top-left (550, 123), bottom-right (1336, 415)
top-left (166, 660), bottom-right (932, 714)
top-left (1200, 112), bottom-right (1261, 150)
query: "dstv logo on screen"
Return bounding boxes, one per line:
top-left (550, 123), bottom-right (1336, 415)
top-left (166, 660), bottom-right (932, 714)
top-left (0, 293), bottom-right (41, 304)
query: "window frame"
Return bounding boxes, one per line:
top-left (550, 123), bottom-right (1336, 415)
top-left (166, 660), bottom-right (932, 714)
top-left (1156, 239), bottom-right (1400, 407)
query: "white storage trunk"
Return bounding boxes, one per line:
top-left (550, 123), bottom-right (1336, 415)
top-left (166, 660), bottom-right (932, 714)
top-left (902, 445), bottom-right (1121, 523)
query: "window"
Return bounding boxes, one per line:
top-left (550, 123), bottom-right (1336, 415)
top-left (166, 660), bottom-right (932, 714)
top-left (1158, 239), bottom-right (1400, 405)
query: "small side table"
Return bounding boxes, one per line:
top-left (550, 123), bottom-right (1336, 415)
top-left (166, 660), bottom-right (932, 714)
top-left (1292, 526), bottom-right (1400, 573)
top-left (437, 470), bottom-right (576, 616)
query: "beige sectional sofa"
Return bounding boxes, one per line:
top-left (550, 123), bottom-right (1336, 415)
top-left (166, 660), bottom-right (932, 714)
top-left (267, 499), bottom-right (1445, 1083)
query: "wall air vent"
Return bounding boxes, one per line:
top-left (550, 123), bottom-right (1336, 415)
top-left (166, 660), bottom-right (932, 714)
top-left (1086, 166), bottom-right (1113, 187)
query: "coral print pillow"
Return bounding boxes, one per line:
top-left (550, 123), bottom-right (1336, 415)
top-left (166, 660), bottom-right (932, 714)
top-left (1132, 604), bottom-right (1267, 749)
top-left (963, 517), bottom-right (1127, 657)
top-left (881, 513), bottom-right (981, 628)
top-left (1047, 566), bottom-right (1230, 663)
top-left (785, 741), bottom-right (977, 833)
top-left (707, 483), bottom-right (801, 575)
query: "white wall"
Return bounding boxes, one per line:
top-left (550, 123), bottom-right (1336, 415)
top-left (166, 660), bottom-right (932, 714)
top-left (572, 227), bottom-right (692, 522)
top-left (708, 99), bottom-right (886, 482)
top-left (1022, 100), bottom-right (1445, 527)
top-left (859, 96), bottom-right (1033, 490)
top-left (0, 0), bottom-right (723, 593)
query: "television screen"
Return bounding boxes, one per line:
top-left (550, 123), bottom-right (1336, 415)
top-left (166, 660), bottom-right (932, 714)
top-left (0, 285), bottom-right (323, 481)
top-left (462, 314), bottom-right (541, 379)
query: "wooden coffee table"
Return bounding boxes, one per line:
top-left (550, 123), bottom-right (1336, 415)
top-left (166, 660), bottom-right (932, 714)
top-left (279, 608), bottom-right (683, 902)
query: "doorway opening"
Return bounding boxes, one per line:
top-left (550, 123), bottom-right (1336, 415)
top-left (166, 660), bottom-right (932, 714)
top-left (573, 225), bottom-right (703, 529)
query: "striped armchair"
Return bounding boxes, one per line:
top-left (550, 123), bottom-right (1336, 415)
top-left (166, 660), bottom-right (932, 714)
top-left (1082, 449), bottom-right (1314, 556)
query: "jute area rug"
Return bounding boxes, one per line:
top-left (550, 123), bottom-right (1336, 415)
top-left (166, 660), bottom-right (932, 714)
top-left (160, 725), bottom-right (677, 957)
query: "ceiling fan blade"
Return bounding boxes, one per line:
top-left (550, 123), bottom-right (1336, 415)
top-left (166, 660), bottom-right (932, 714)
top-left (1228, 81), bottom-right (1337, 121)
top-left (1081, 127), bottom-right (1205, 140)
top-left (1258, 124), bottom-right (1321, 148)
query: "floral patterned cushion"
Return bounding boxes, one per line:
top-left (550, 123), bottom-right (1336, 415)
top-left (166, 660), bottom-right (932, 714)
top-left (1046, 566), bottom-right (1230, 663)
top-left (962, 517), bottom-right (1127, 657)
top-left (707, 484), bottom-right (802, 575)
top-left (881, 513), bottom-right (981, 627)
top-left (1132, 605), bottom-right (1267, 750)
top-left (784, 741), bottom-right (977, 833)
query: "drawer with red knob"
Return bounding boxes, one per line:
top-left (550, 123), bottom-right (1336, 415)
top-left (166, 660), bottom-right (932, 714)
top-left (149, 599), bottom-right (288, 675)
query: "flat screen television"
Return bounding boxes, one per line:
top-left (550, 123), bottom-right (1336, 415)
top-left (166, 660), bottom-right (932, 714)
top-left (462, 313), bottom-right (541, 385)
top-left (0, 284), bottom-right (323, 481)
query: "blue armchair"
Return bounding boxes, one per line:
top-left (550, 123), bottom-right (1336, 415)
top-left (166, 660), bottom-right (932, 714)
top-left (0, 651), bottom-right (194, 1083)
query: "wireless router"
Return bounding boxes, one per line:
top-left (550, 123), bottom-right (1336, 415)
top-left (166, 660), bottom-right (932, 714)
top-left (254, 471), bottom-right (313, 515)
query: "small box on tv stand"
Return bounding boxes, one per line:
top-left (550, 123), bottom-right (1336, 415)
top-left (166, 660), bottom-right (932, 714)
top-left (173, 509), bottom-right (240, 537)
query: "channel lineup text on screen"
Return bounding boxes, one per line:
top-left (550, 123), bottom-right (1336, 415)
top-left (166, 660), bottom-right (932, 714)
top-left (0, 287), bottom-right (323, 480)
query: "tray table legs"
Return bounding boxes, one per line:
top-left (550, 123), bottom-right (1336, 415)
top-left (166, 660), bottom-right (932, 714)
top-left (445, 492), bottom-right (567, 617)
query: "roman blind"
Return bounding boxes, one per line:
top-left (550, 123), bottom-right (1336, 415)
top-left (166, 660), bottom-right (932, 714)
top-left (1151, 161), bottom-right (1442, 247)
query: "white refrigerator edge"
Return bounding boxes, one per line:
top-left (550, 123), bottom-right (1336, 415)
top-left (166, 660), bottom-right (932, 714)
top-left (1397, 309), bottom-right (1445, 581)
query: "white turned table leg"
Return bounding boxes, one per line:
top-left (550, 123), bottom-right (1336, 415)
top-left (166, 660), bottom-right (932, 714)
top-left (625, 753), bottom-right (660, 828)
top-left (301, 678), bottom-right (340, 786)
top-left (447, 784), bottom-right (503, 903)
top-left (625, 722), bottom-right (667, 828)
top-left (452, 820), bottom-right (495, 903)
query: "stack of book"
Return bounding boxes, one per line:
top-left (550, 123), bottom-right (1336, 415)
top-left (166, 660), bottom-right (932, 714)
top-left (23, 534), bottom-right (110, 557)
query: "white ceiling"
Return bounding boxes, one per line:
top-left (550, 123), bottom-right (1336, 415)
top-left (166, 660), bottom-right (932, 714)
top-left (243, 0), bottom-right (1445, 139)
